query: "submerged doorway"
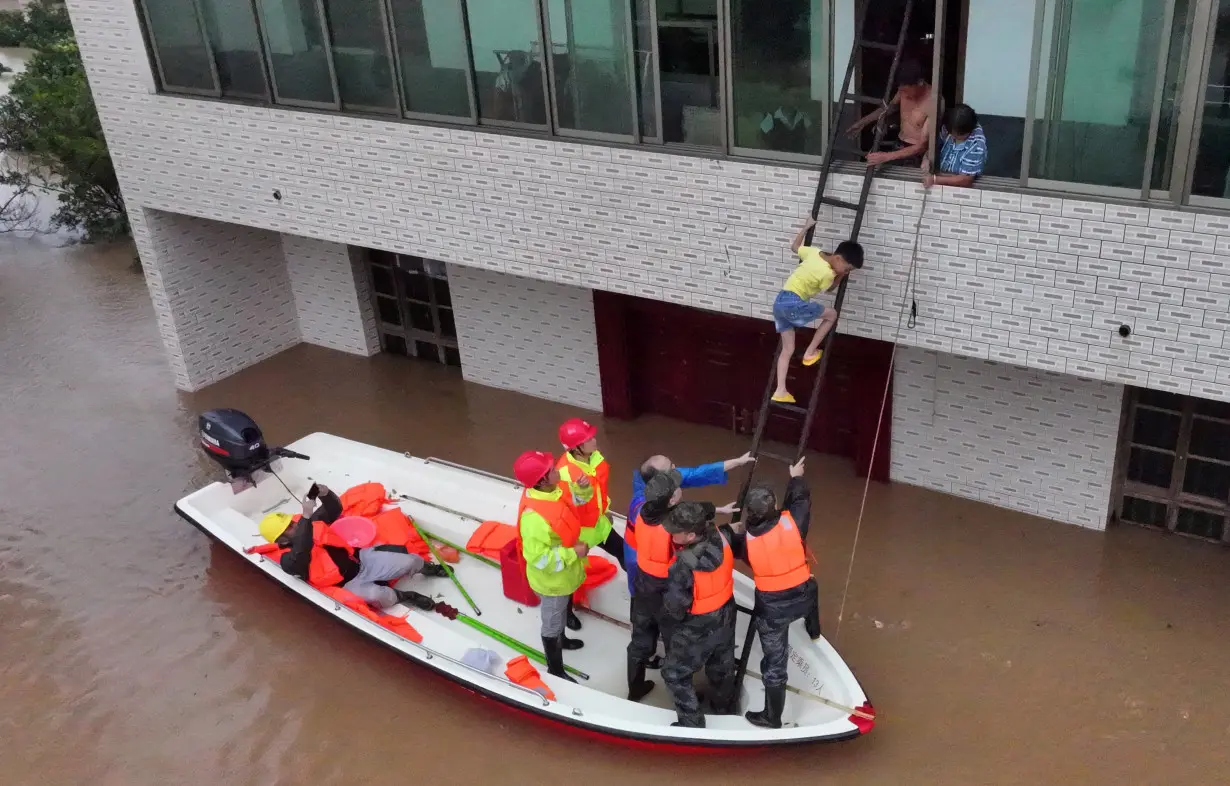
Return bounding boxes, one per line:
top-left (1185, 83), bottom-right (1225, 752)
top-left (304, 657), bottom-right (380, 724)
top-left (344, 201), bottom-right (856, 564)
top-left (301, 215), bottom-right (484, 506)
top-left (1114, 388), bottom-right (1230, 544)
top-left (364, 249), bottom-right (461, 367)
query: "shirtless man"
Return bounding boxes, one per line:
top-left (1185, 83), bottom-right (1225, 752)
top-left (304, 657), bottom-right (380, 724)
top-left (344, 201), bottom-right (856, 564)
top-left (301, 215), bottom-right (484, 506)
top-left (845, 59), bottom-right (937, 169)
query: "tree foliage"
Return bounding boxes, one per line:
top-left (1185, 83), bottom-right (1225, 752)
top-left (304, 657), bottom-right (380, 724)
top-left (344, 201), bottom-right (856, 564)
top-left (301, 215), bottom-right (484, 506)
top-left (0, 0), bottom-right (72, 49)
top-left (0, 4), bottom-right (126, 239)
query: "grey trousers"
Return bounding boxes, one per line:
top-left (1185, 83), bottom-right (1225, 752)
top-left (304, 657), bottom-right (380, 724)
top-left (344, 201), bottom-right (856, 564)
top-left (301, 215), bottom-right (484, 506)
top-left (344, 549), bottom-right (425, 608)
top-left (535, 592), bottom-right (571, 638)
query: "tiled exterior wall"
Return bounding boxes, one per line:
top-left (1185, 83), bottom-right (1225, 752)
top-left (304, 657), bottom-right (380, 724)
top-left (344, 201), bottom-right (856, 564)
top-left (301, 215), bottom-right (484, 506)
top-left (891, 346), bottom-right (1124, 528)
top-left (131, 208), bottom-right (299, 390)
top-left (282, 235), bottom-right (380, 356)
top-left (69, 0), bottom-right (1230, 403)
top-left (448, 265), bottom-right (602, 411)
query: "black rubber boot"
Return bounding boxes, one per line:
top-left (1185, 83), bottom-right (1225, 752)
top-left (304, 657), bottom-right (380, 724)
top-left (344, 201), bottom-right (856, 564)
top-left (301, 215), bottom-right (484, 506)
top-left (395, 589), bottom-right (435, 610)
top-left (566, 599), bottom-right (582, 631)
top-left (626, 656), bottom-right (655, 702)
top-left (745, 685), bottom-right (786, 729)
top-left (645, 655), bottom-right (663, 670)
top-left (804, 603), bottom-right (822, 640)
top-left (542, 636), bottom-right (577, 683)
top-left (559, 631), bottom-right (584, 650)
top-left (420, 562), bottom-right (451, 578)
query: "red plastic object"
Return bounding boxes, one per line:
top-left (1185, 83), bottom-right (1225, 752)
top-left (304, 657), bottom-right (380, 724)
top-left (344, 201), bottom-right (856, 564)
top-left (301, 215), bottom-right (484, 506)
top-left (849, 702), bottom-right (876, 734)
top-left (332, 516), bottom-right (378, 548)
top-left (500, 537), bottom-right (540, 606)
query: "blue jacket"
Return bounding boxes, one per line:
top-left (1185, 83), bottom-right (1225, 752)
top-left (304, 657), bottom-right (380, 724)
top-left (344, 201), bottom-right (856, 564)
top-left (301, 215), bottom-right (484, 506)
top-left (625, 461), bottom-right (728, 590)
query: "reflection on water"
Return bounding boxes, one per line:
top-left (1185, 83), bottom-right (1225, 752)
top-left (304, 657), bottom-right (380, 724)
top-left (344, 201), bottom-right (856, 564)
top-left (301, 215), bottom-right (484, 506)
top-left (2, 232), bottom-right (1230, 784)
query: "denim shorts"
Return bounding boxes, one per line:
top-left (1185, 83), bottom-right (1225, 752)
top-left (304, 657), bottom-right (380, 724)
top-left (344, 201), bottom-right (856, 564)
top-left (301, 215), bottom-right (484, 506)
top-left (773, 290), bottom-right (824, 333)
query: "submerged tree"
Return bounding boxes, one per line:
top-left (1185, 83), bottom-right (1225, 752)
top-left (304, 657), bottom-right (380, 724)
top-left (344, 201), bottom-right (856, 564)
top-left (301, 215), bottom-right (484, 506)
top-left (0, 41), bottom-right (126, 239)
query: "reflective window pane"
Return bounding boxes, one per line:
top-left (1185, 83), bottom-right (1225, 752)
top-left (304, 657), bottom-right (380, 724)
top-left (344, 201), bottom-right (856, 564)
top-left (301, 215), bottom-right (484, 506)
top-left (1131, 407), bottom-right (1181, 450)
top-left (322, 0), bottom-right (397, 111)
top-left (468, 0), bottom-right (549, 125)
top-left (1127, 447), bottom-right (1173, 489)
top-left (376, 296), bottom-right (402, 325)
top-left (657, 0), bottom-right (721, 146)
top-left (1189, 418), bottom-right (1230, 461)
top-left (388, 0), bottom-right (472, 118)
top-left (962, 0), bottom-right (1036, 177)
top-left (198, 0), bottom-right (267, 98)
top-left (1182, 458), bottom-right (1230, 501)
top-left (1030, 0), bottom-right (1170, 189)
top-left (632, 0), bottom-right (658, 138)
top-left (546, 0), bottom-right (634, 136)
top-left (1149, 0), bottom-right (1194, 191)
top-left (1190, 0), bottom-right (1230, 198)
top-left (730, 0), bottom-right (825, 155)
top-left (255, 0), bottom-right (337, 105)
top-left (142, 0), bottom-right (217, 92)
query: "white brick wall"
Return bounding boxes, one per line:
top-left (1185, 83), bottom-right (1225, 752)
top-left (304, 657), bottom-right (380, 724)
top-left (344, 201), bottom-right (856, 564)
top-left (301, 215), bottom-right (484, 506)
top-left (449, 265), bottom-right (602, 411)
top-left (131, 208), bottom-right (299, 391)
top-left (891, 346), bottom-right (1124, 528)
top-left (282, 235), bottom-right (380, 356)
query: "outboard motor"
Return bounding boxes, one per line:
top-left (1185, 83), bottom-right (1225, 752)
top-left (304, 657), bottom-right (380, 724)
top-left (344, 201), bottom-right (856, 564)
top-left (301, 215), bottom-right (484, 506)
top-left (199, 409), bottom-right (309, 487)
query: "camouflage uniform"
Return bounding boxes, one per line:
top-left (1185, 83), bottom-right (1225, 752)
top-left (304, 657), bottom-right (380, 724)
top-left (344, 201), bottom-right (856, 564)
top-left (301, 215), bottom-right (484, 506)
top-left (660, 526), bottom-right (737, 728)
top-left (627, 569), bottom-right (669, 664)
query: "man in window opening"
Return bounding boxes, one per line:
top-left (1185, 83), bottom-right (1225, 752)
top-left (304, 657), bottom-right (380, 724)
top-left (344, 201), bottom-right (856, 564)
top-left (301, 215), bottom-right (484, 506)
top-left (845, 59), bottom-right (937, 169)
top-left (923, 104), bottom-right (987, 189)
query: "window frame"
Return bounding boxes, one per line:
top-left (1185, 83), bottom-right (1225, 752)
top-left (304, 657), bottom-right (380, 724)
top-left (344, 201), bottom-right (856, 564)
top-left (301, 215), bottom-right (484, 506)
top-left (383, 0), bottom-right (480, 124)
top-left (196, 0), bottom-right (275, 102)
top-left (136, 0), bottom-right (223, 97)
top-left (320, 0), bottom-right (403, 115)
top-left (252, 0), bottom-right (343, 110)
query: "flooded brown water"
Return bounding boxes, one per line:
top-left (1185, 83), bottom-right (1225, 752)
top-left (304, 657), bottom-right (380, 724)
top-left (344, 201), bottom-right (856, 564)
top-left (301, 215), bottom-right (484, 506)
top-left (3, 233), bottom-right (1230, 785)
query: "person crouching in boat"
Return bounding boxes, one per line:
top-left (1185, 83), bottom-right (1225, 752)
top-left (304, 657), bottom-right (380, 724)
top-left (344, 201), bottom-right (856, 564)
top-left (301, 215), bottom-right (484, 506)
top-left (627, 470), bottom-right (738, 702)
top-left (660, 501), bottom-right (739, 728)
top-left (514, 450), bottom-right (588, 683)
top-left (258, 484), bottom-right (449, 609)
top-left (730, 457), bottom-right (821, 729)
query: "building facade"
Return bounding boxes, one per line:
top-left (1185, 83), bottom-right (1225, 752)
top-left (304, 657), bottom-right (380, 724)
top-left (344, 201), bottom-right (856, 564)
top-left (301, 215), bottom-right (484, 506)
top-left (66, 0), bottom-right (1230, 541)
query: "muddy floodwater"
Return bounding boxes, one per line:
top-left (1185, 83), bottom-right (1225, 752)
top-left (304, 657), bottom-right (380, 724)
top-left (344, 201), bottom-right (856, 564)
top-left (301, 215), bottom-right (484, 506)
top-left (3, 233), bottom-right (1230, 785)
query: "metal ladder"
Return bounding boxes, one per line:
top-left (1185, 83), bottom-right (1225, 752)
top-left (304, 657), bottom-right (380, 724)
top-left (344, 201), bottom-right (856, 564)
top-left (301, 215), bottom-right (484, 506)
top-left (730, 0), bottom-right (916, 701)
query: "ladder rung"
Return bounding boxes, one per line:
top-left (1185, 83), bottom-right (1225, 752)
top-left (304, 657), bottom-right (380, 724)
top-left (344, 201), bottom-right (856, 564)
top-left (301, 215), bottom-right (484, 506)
top-left (858, 39), bottom-right (897, 52)
top-left (758, 450), bottom-right (797, 464)
top-left (820, 196), bottom-right (860, 212)
top-left (770, 400), bottom-right (808, 415)
top-left (848, 94), bottom-right (884, 106)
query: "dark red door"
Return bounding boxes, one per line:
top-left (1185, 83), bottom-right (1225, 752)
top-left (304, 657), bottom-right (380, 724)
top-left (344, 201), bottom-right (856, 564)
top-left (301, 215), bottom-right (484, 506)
top-left (594, 292), bottom-right (893, 481)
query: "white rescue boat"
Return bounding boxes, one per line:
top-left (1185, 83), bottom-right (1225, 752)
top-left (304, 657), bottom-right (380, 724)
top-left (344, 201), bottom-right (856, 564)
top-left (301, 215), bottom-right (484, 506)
top-left (176, 430), bottom-right (875, 747)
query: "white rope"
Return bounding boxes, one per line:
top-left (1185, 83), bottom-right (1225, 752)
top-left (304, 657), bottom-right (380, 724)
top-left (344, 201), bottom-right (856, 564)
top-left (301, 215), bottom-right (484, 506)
top-left (834, 185), bottom-right (929, 639)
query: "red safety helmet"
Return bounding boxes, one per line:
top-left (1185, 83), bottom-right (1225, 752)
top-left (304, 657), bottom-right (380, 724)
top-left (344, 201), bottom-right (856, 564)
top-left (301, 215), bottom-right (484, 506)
top-left (558, 418), bottom-right (598, 451)
top-left (513, 450), bottom-right (555, 487)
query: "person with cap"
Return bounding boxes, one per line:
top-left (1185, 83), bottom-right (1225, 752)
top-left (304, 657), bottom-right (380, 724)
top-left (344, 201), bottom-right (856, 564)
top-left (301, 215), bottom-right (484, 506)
top-left (728, 457), bottom-right (821, 729)
top-left (627, 470), bottom-right (737, 700)
top-left (257, 484), bottom-right (449, 609)
top-left (660, 501), bottom-right (740, 728)
top-left (556, 418), bottom-right (625, 574)
top-left (625, 451), bottom-right (756, 592)
top-left (513, 450), bottom-right (588, 682)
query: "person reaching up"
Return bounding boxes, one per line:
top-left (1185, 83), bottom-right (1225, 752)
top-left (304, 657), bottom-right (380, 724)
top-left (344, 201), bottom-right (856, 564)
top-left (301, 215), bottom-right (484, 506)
top-left (771, 218), bottom-right (863, 403)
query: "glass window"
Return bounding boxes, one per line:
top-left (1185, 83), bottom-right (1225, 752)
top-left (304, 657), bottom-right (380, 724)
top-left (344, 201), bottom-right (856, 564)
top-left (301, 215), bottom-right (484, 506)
top-left (730, 0), bottom-right (826, 156)
top-left (1149, 0), bottom-right (1195, 191)
top-left (322, 0), bottom-right (398, 111)
top-left (657, 0), bottom-right (721, 146)
top-left (255, 0), bottom-right (338, 105)
top-left (1189, 0), bottom-right (1230, 199)
top-left (141, 0), bottom-right (218, 92)
top-left (467, 0), bottom-right (549, 125)
top-left (545, 0), bottom-right (634, 136)
top-left (1029, 0), bottom-right (1171, 190)
top-left (632, 0), bottom-right (658, 138)
top-left (198, 0), bottom-right (268, 98)
top-left (961, 0), bottom-right (1037, 178)
top-left (388, 0), bottom-right (473, 118)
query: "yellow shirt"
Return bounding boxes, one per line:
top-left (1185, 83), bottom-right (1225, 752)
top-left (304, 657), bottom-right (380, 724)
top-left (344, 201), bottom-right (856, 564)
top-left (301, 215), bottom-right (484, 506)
top-left (783, 247), bottom-right (835, 301)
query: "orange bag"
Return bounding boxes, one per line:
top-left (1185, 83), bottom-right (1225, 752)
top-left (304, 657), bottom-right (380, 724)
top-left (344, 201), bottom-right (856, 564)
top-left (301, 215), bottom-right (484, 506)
top-left (504, 654), bottom-right (555, 700)
top-left (467, 520), bottom-right (518, 560)
top-left (572, 554), bottom-right (618, 606)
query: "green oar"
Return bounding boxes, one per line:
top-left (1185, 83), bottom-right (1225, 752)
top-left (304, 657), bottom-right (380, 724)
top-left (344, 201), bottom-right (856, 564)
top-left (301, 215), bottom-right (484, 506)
top-left (408, 517), bottom-right (481, 616)
top-left (428, 601), bottom-right (589, 680)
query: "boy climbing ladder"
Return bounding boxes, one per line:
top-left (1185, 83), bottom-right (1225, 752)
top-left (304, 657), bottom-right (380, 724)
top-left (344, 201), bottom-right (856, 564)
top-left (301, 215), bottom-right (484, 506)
top-left (771, 218), bottom-right (864, 404)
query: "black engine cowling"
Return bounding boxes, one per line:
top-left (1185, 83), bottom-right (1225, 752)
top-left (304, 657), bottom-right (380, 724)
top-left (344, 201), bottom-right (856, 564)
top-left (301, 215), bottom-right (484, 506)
top-left (199, 408), bottom-right (270, 475)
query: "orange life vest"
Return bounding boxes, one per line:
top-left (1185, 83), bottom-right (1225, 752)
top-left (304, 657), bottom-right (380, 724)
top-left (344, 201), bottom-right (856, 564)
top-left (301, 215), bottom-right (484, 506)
top-left (690, 536), bottom-right (734, 615)
top-left (504, 654), bottom-right (556, 701)
top-left (339, 482), bottom-right (392, 517)
top-left (320, 586), bottom-right (423, 642)
top-left (557, 452), bottom-right (610, 527)
top-left (250, 518), bottom-right (357, 588)
top-left (746, 511), bottom-right (811, 593)
top-left (516, 491), bottom-right (581, 548)
top-left (634, 514), bottom-right (675, 579)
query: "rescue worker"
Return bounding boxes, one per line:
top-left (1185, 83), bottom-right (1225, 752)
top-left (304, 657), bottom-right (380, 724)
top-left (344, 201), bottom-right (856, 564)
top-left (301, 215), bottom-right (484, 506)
top-left (627, 471), bottom-right (738, 697)
top-left (660, 501), bottom-right (739, 728)
top-left (625, 450), bottom-right (756, 591)
top-left (557, 418), bottom-right (625, 575)
top-left (514, 450), bottom-right (588, 682)
top-left (729, 457), bottom-right (821, 729)
top-left (258, 484), bottom-right (449, 609)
